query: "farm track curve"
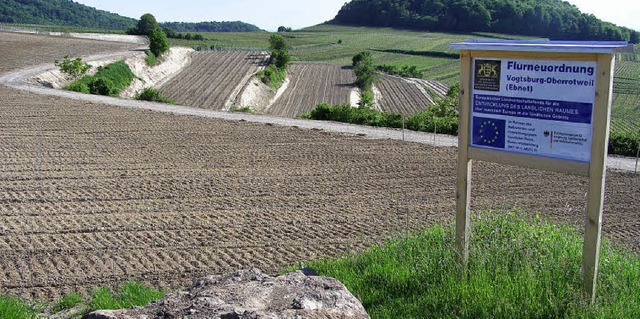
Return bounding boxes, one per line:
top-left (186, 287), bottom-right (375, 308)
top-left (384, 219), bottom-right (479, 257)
top-left (0, 32), bottom-right (638, 299)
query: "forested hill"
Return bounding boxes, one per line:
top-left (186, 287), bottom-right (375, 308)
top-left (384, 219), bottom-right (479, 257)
top-left (160, 21), bottom-right (262, 32)
top-left (332, 0), bottom-right (639, 43)
top-left (0, 0), bottom-right (136, 30)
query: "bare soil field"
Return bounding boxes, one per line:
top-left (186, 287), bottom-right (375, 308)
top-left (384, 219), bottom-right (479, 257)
top-left (0, 32), bottom-right (638, 300)
top-left (377, 75), bottom-right (444, 115)
top-left (0, 31), bottom-right (140, 75)
top-left (159, 51), bottom-right (269, 109)
top-left (267, 63), bottom-right (355, 117)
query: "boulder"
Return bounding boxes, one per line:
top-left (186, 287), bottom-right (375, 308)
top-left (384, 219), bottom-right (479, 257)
top-left (82, 268), bottom-right (370, 319)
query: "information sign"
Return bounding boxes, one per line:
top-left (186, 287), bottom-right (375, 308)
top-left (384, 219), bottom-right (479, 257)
top-left (471, 58), bottom-right (596, 162)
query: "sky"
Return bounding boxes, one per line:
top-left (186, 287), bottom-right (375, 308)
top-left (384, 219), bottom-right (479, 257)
top-left (74, 0), bottom-right (639, 32)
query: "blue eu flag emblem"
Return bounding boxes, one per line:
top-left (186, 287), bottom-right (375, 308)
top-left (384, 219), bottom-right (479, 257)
top-left (472, 117), bottom-right (506, 149)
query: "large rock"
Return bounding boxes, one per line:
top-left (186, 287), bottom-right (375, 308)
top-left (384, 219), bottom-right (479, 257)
top-left (83, 269), bottom-right (370, 319)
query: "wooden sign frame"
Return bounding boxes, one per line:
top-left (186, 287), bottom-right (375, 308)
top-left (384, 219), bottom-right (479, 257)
top-left (450, 40), bottom-right (627, 303)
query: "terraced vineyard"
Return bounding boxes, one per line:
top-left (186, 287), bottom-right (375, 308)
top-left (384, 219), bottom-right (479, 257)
top-left (377, 75), bottom-right (448, 115)
top-left (160, 51), bottom-right (269, 109)
top-left (266, 63), bottom-right (354, 117)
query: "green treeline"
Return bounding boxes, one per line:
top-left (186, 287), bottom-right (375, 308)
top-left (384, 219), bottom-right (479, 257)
top-left (0, 0), bottom-right (135, 30)
top-left (332, 0), bottom-right (639, 43)
top-left (159, 21), bottom-right (262, 33)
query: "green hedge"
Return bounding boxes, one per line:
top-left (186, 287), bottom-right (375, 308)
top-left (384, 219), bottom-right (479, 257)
top-left (303, 103), bottom-right (458, 135)
top-left (609, 131), bottom-right (640, 157)
top-left (66, 61), bottom-right (134, 97)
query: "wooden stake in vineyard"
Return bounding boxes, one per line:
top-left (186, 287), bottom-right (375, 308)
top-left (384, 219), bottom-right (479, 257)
top-left (635, 141), bottom-right (639, 174)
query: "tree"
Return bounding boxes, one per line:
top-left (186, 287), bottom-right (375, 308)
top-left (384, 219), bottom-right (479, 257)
top-left (352, 52), bottom-right (378, 108)
top-left (268, 34), bottom-right (290, 69)
top-left (352, 51), bottom-right (372, 67)
top-left (149, 27), bottom-right (169, 57)
top-left (127, 13), bottom-right (159, 35)
top-left (277, 26), bottom-right (293, 32)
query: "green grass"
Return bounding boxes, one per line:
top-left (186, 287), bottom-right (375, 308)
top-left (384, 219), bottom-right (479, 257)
top-left (66, 60), bottom-right (134, 97)
top-left (135, 87), bottom-right (175, 104)
top-left (90, 281), bottom-right (164, 311)
top-left (52, 292), bottom-right (83, 313)
top-left (257, 65), bottom-right (287, 89)
top-left (145, 50), bottom-right (159, 67)
top-left (0, 295), bottom-right (38, 319)
top-left (231, 106), bottom-right (255, 113)
top-left (306, 211), bottom-right (640, 318)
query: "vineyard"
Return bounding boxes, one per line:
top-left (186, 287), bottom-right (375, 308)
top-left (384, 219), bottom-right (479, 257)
top-left (266, 63), bottom-right (354, 117)
top-left (377, 75), bottom-right (449, 115)
top-left (159, 51), bottom-right (269, 110)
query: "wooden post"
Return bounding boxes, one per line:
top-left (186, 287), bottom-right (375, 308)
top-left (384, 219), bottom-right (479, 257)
top-left (455, 50), bottom-right (473, 268)
top-left (582, 53), bottom-right (615, 303)
top-left (635, 142), bottom-right (639, 174)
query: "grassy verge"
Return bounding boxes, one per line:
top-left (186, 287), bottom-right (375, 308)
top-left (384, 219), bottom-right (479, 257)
top-left (0, 296), bottom-right (39, 319)
top-left (66, 60), bottom-right (134, 97)
top-left (135, 87), bottom-right (175, 104)
top-left (0, 281), bottom-right (163, 318)
top-left (90, 281), bottom-right (164, 311)
top-left (145, 50), bottom-right (159, 67)
top-left (306, 212), bottom-right (640, 318)
top-left (257, 64), bottom-right (286, 89)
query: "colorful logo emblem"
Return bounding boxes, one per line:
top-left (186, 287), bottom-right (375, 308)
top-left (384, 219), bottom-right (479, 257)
top-left (472, 116), bottom-right (506, 149)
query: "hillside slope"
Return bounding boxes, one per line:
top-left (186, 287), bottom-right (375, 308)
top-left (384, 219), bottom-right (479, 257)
top-left (0, 0), bottom-right (136, 30)
top-left (332, 0), bottom-right (639, 43)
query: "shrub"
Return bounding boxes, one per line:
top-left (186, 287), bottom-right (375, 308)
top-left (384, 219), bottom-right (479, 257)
top-left (258, 64), bottom-right (286, 89)
top-left (66, 81), bottom-right (90, 94)
top-left (66, 61), bottom-right (134, 97)
top-left (88, 77), bottom-right (115, 96)
top-left (135, 87), bottom-right (174, 104)
top-left (55, 55), bottom-right (91, 80)
top-left (149, 27), bottom-right (169, 57)
top-left (352, 51), bottom-right (372, 67)
top-left (609, 131), bottom-right (640, 157)
top-left (268, 34), bottom-right (290, 69)
top-left (376, 64), bottom-right (423, 78)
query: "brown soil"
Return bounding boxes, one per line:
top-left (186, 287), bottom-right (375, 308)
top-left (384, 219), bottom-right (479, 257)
top-left (0, 32), bottom-right (638, 300)
top-left (267, 63), bottom-right (355, 117)
top-left (159, 51), bottom-right (269, 109)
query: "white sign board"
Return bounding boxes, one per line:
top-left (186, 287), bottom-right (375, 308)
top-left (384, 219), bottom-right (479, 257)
top-left (471, 58), bottom-right (597, 162)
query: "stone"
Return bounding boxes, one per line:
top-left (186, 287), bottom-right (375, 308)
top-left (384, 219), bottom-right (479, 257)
top-left (82, 269), bottom-right (370, 319)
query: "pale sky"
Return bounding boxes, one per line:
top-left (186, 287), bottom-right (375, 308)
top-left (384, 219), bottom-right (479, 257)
top-left (74, 0), bottom-right (639, 32)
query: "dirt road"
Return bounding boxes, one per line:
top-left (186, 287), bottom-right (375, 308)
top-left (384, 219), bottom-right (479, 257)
top-left (0, 32), bottom-right (638, 299)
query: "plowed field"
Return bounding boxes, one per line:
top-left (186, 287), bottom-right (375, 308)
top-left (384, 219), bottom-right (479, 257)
top-left (0, 32), bottom-right (638, 300)
top-left (160, 51), bottom-right (269, 109)
top-left (267, 63), bottom-right (355, 117)
top-left (378, 75), bottom-right (450, 115)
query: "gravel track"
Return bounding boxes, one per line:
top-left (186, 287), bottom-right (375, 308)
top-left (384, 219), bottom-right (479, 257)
top-left (0, 32), bottom-right (638, 299)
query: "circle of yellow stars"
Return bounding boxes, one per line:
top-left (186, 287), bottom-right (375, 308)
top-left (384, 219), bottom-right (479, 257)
top-left (479, 120), bottom-right (499, 144)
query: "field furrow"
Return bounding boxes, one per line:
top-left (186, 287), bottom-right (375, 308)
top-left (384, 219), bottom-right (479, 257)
top-left (267, 63), bottom-right (355, 117)
top-left (160, 51), bottom-right (268, 109)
